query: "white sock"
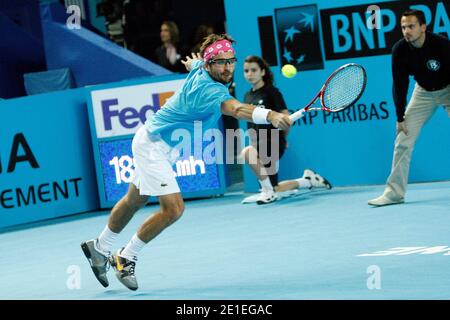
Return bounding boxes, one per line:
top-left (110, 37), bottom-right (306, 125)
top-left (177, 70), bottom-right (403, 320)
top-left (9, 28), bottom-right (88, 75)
top-left (296, 178), bottom-right (312, 189)
top-left (259, 177), bottom-right (273, 191)
top-left (121, 233), bottom-right (146, 261)
top-left (96, 226), bottom-right (119, 253)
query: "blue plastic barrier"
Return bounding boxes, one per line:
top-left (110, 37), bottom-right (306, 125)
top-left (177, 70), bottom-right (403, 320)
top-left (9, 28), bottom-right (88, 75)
top-left (0, 89), bottom-right (99, 229)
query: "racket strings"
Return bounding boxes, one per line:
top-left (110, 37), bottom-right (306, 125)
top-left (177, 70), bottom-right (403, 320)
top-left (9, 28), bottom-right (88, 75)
top-left (323, 65), bottom-right (366, 111)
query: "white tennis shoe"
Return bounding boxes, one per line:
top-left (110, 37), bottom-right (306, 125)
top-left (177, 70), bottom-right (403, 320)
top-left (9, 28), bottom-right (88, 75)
top-left (302, 169), bottom-right (332, 189)
top-left (256, 189), bottom-right (277, 205)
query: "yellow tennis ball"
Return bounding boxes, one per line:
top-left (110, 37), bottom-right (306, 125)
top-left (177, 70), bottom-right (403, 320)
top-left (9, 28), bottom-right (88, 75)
top-left (281, 64), bottom-right (297, 78)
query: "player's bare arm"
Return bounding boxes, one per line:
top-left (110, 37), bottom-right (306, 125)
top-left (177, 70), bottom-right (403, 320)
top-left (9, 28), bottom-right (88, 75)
top-left (221, 98), bottom-right (292, 130)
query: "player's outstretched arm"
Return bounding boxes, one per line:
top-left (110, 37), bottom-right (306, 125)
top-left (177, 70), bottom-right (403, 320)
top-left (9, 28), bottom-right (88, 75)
top-left (181, 52), bottom-right (202, 72)
top-left (221, 99), bottom-right (292, 130)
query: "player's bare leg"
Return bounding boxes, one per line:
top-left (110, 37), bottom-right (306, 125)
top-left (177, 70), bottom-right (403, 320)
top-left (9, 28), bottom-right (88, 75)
top-left (137, 192), bottom-right (184, 242)
top-left (108, 183), bottom-right (150, 233)
top-left (81, 184), bottom-right (148, 287)
top-left (109, 192), bottom-right (185, 290)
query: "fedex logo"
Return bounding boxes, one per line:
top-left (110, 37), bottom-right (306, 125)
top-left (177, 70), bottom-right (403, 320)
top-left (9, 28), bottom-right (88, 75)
top-left (102, 92), bottom-right (173, 130)
top-left (91, 79), bottom-right (185, 138)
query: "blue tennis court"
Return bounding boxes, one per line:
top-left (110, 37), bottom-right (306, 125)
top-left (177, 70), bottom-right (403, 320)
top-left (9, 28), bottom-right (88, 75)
top-left (2, 181), bottom-right (449, 300)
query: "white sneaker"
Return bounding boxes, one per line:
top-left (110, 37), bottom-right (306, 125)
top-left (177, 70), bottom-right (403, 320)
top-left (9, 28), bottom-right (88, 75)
top-left (302, 169), bottom-right (332, 189)
top-left (256, 189), bottom-right (277, 205)
top-left (368, 195), bottom-right (404, 207)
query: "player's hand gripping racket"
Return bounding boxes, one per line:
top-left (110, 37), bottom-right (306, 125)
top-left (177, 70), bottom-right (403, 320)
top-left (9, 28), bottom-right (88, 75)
top-left (289, 63), bottom-right (367, 121)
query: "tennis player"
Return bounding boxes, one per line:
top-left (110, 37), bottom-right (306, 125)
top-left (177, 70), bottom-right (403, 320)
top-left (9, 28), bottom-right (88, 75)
top-left (81, 34), bottom-right (292, 290)
top-left (368, 10), bottom-right (449, 206)
top-left (241, 55), bottom-right (331, 204)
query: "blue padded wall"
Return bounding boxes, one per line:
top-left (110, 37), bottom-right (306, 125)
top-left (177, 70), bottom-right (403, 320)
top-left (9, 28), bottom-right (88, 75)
top-left (0, 0), bottom-right (46, 98)
top-left (41, 3), bottom-right (172, 88)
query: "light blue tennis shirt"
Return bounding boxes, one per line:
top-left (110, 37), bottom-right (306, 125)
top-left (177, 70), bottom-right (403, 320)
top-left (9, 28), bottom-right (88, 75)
top-left (145, 60), bottom-right (233, 149)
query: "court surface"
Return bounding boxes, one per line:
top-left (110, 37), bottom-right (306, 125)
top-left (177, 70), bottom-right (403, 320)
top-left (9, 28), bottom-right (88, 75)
top-left (1, 181), bottom-right (450, 300)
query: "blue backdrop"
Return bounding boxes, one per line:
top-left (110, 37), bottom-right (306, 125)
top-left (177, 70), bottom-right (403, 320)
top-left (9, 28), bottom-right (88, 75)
top-left (0, 1), bottom-right (46, 99)
top-left (0, 89), bottom-right (99, 229)
top-left (224, 0), bottom-right (450, 192)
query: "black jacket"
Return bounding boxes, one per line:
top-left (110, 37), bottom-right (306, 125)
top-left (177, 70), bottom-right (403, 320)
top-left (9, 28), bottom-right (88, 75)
top-left (391, 32), bottom-right (450, 121)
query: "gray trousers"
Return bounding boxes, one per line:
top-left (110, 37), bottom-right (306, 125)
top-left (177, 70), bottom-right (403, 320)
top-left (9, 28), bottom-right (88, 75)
top-left (384, 83), bottom-right (450, 200)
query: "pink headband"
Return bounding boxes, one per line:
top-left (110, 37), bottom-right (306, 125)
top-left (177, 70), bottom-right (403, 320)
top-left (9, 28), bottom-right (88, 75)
top-left (203, 40), bottom-right (235, 62)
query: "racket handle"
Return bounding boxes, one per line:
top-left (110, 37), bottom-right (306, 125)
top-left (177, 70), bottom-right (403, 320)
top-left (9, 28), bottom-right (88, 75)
top-left (289, 109), bottom-right (306, 122)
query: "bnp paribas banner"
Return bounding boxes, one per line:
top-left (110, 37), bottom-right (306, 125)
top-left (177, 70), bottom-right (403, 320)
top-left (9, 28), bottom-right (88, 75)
top-left (319, 0), bottom-right (449, 60)
top-left (272, 0), bottom-right (448, 71)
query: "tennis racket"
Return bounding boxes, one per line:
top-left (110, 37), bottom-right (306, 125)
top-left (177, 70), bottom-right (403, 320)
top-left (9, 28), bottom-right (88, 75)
top-left (289, 63), bottom-right (367, 121)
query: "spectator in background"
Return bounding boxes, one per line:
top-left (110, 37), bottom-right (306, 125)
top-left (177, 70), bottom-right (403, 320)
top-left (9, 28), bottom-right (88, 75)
top-left (154, 21), bottom-right (186, 73)
top-left (123, 0), bottom-right (170, 62)
top-left (190, 24), bottom-right (215, 54)
top-left (96, 0), bottom-right (126, 47)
